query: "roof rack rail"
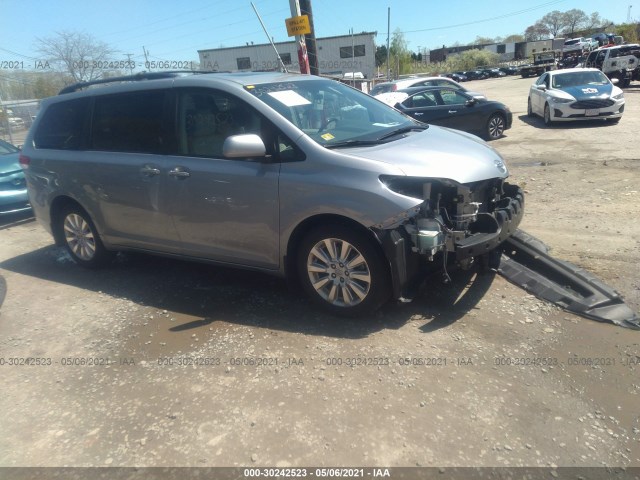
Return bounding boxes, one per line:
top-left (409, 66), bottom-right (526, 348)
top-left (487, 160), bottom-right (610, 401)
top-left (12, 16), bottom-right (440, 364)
top-left (57, 70), bottom-right (220, 95)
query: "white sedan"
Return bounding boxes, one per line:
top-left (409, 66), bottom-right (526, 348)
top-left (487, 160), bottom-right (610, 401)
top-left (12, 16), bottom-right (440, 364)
top-left (527, 68), bottom-right (625, 125)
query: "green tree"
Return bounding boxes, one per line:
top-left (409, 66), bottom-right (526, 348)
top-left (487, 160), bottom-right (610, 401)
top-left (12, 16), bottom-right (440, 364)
top-left (615, 23), bottom-right (639, 43)
top-left (474, 36), bottom-right (497, 45)
top-left (389, 28), bottom-right (412, 76)
top-left (33, 74), bottom-right (66, 99)
top-left (436, 49), bottom-right (500, 73)
top-left (375, 45), bottom-right (387, 68)
top-left (502, 34), bottom-right (525, 43)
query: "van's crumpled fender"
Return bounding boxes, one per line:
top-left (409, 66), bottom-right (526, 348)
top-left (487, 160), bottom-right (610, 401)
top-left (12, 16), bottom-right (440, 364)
top-left (499, 230), bottom-right (640, 330)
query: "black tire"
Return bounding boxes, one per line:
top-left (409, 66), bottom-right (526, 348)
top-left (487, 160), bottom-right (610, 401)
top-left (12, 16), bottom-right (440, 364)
top-left (58, 205), bottom-right (112, 268)
top-left (485, 113), bottom-right (506, 140)
top-left (543, 103), bottom-right (553, 126)
top-left (527, 97), bottom-right (533, 117)
top-left (296, 224), bottom-right (391, 317)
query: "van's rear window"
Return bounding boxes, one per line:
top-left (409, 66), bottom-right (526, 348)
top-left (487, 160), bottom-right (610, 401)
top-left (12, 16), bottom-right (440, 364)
top-left (33, 98), bottom-right (89, 150)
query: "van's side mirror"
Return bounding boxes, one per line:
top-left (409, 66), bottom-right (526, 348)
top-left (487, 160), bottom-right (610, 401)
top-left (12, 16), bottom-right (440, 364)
top-left (610, 77), bottom-right (619, 85)
top-left (223, 134), bottom-right (267, 159)
top-left (465, 98), bottom-right (477, 106)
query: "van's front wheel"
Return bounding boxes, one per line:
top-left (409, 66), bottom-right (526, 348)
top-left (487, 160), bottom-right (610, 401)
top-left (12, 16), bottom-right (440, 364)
top-left (296, 225), bottom-right (390, 317)
top-left (59, 205), bottom-right (112, 267)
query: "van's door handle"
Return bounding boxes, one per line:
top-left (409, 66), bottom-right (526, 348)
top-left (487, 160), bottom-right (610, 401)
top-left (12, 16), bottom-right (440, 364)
top-left (413, 112), bottom-right (423, 116)
top-left (140, 165), bottom-right (160, 176)
top-left (168, 167), bottom-right (191, 179)
top-left (448, 110), bottom-right (458, 114)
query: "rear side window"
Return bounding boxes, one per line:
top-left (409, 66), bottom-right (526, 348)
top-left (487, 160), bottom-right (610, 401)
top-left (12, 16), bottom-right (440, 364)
top-left (33, 98), bottom-right (89, 150)
top-left (91, 91), bottom-right (166, 153)
top-left (440, 90), bottom-right (468, 105)
top-left (403, 91), bottom-right (437, 108)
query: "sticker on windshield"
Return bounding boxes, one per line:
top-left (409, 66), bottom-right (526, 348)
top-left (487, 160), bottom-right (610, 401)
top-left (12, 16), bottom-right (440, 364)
top-left (268, 90), bottom-right (311, 107)
top-left (321, 133), bottom-right (335, 140)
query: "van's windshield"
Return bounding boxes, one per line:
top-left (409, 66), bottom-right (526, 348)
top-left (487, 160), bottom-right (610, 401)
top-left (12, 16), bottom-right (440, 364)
top-left (245, 79), bottom-right (418, 147)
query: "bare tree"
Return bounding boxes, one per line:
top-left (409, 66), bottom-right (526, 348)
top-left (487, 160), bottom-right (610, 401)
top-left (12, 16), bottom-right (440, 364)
top-left (562, 9), bottom-right (588, 36)
top-left (540, 10), bottom-right (567, 37)
top-left (35, 31), bottom-right (116, 84)
top-left (585, 12), bottom-right (613, 31)
top-left (525, 21), bottom-right (550, 41)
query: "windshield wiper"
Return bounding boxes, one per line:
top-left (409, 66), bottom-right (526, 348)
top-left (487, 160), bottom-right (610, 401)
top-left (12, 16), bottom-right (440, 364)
top-left (324, 125), bottom-right (428, 149)
top-left (375, 125), bottom-right (427, 141)
top-left (324, 139), bottom-right (384, 149)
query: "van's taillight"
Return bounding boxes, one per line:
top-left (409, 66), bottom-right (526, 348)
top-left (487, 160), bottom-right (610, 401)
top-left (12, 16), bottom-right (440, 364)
top-left (19, 154), bottom-right (30, 168)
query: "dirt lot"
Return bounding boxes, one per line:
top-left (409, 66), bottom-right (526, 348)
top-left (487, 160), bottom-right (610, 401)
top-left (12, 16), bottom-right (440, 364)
top-left (0, 75), bottom-right (639, 474)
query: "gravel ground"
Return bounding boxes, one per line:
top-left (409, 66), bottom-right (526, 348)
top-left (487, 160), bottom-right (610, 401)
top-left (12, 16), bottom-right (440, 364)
top-left (0, 75), bottom-right (638, 473)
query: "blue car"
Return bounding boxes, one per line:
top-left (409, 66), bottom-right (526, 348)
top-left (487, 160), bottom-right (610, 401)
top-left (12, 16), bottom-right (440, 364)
top-left (0, 139), bottom-right (31, 215)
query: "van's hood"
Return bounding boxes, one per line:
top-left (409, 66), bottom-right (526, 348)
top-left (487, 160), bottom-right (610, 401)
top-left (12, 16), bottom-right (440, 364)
top-left (343, 126), bottom-right (509, 184)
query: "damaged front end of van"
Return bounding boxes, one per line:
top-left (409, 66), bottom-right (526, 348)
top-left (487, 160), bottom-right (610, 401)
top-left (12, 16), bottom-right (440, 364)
top-left (374, 175), bottom-right (524, 300)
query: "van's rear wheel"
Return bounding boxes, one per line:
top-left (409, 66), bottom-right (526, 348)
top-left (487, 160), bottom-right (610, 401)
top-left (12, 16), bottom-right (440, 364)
top-left (59, 205), bottom-right (111, 268)
top-left (297, 225), bottom-right (390, 317)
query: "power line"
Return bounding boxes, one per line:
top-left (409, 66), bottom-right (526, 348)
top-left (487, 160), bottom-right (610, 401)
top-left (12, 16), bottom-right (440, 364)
top-left (388, 0), bottom-right (569, 35)
top-left (101, 0), bottom-right (230, 38)
top-left (0, 47), bottom-right (40, 61)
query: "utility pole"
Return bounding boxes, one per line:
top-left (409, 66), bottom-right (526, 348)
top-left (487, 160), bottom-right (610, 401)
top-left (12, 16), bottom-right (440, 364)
top-left (288, 0), bottom-right (310, 74)
top-left (0, 90), bottom-right (15, 145)
top-left (299, 0), bottom-right (319, 75)
top-left (143, 46), bottom-right (150, 71)
top-left (351, 27), bottom-right (355, 86)
top-left (386, 7), bottom-right (391, 80)
top-left (125, 53), bottom-right (134, 75)
top-left (628, 5), bottom-right (633, 23)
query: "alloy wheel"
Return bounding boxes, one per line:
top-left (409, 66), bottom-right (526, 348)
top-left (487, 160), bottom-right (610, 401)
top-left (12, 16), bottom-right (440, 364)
top-left (63, 213), bottom-right (97, 261)
top-left (306, 237), bottom-right (372, 307)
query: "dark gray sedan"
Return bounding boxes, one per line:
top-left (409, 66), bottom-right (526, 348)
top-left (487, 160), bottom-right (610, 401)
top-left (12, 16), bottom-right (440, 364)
top-left (389, 86), bottom-right (512, 141)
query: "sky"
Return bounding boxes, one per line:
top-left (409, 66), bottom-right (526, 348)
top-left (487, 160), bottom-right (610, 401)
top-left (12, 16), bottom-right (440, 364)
top-left (0, 0), bottom-right (636, 68)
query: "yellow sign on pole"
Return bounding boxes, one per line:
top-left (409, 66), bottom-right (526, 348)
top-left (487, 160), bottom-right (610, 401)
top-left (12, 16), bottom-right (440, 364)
top-left (285, 15), bottom-right (311, 36)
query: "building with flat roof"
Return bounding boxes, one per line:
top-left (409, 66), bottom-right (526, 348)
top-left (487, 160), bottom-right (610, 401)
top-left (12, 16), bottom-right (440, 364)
top-left (198, 32), bottom-right (377, 79)
top-left (429, 38), bottom-right (566, 63)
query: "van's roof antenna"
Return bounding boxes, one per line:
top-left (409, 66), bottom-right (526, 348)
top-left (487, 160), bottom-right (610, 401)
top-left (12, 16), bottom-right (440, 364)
top-left (250, 2), bottom-right (288, 73)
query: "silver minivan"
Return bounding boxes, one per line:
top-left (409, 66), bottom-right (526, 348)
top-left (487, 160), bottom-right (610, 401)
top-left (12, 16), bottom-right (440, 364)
top-left (21, 72), bottom-right (523, 316)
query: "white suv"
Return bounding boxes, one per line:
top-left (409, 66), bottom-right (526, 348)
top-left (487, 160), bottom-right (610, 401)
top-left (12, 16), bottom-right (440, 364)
top-left (563, 37), bottom-right (598, 53)
top-left (585, 44), bottom-right (640, 87)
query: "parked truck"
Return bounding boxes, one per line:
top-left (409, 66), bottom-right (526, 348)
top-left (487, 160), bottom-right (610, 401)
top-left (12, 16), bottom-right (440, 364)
top-left (585, 44), bottom-right (640, 88)
top-left (520, 51), bottom-right (560, 78)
